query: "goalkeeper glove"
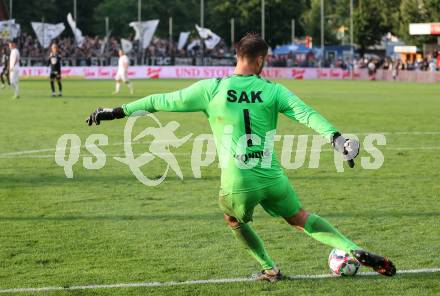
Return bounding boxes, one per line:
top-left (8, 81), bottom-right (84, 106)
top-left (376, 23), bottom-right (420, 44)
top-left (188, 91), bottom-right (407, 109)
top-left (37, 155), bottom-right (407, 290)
top-left (86, 107), bottom-right (125, 126)
top-left (331, 132), bottom-right (360, 167)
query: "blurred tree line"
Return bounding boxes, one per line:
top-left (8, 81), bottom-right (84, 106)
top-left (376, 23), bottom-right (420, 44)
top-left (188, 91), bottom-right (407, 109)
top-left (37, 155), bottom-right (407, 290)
top-left (6, 0), bottom-right (440, 49)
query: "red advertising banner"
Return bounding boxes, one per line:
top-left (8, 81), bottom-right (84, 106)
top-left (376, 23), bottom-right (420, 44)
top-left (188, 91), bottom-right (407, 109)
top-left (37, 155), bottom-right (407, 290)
top-left (19, 66), bottom-right (368, 80)
top-left (18, 66), bottom-right (440, 82)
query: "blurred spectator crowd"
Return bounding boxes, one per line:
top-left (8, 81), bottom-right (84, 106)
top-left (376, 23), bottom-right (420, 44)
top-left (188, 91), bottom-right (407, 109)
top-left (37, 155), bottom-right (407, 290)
top-left (0, 32), bottom-right (439, 71)
top-left (0, 32), bottom-right (235, 66)
top-left (355, 52), bottom-right (440, 79)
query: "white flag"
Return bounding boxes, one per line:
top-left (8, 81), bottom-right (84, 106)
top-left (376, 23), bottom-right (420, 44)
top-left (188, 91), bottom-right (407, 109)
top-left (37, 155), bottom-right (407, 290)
top-left (31, 22), bottom-right (65, 48)
top-left (121, 38), bottom-right (133, 53)
top-left (195, 25), bottom-right (210, 39)
top-left (204, 32), bottom-right (221, 50)
top-left (67, 13), bottom-right (85, 47)
top-left (129, 19), bottom-right (159, 49)
top-left (187, 39), bottom-right (201, 51)
top-left (0, 19), bottom-right (21, 40)
top-left (195, 25), bottom-right (221, 49)
top-left (177, 32), bottom-right (190, 50)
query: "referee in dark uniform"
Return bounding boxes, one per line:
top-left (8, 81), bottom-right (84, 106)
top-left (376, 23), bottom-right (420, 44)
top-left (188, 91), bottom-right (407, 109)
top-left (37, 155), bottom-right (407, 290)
top-left (48, 43), bottom-right (62, 97)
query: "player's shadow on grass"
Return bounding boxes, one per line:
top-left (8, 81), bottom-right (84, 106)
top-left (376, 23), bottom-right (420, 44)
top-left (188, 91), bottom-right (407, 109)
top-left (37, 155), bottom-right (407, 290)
top-left (0, 173), bottom-right (414, 188)
top-left (0, 213), bottom-right (221, 222)
top-left (0, 174), bottom-right (221, 188)
top-left (0, 210), bottom-right (438, 222)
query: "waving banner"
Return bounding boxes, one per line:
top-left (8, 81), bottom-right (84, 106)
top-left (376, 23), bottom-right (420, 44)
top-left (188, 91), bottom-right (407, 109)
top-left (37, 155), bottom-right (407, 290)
top-left (31, 22), bottom-right (65, 48)
top-left (121, 38), bottom-right (133, 53)
top-left (187, 39), bottom-right (201, 51)
top-left (67, 13), bottom-right (85, 47)
top-left (0, 19), bottom-right (21, 40)
top-left (177, 32), bottom-right (190, 50)
top-left (195, 25), bottom-right (221, 49)
top-left (129, 20), bottom-right (159, 49)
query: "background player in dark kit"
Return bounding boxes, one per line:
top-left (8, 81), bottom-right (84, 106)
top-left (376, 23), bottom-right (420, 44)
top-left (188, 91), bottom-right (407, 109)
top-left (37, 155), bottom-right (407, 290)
top-left (48, 43), bottom-right (62, 97)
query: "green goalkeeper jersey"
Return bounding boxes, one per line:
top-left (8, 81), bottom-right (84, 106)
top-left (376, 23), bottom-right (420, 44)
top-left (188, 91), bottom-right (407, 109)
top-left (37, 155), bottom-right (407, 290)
top-left (122, 75), bottom-right (338, 193)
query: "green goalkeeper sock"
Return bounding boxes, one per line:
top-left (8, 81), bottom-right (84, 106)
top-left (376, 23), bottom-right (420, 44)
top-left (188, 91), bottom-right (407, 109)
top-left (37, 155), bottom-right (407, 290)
top-left (303, 214), bottom-right (360, 252)
top-left (231, 223), bottom-right (275, 270)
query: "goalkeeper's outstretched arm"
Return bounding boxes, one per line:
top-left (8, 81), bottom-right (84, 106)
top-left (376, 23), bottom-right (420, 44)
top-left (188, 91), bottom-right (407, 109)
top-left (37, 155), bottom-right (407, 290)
top-left (86, 78), bottom-right (216, 126)
top-left (277, 84), bottom-right (359, 167)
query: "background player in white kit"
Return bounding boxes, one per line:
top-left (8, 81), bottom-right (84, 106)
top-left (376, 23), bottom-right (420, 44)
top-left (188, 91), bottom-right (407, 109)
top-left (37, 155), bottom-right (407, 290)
top-left (9, 40), bottom-right (20, 99)
top-left (113, 49), bottom-right (134, 95)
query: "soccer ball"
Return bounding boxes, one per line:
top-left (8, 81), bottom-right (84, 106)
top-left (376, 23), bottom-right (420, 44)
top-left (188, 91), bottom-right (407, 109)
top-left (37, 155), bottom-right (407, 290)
top-left (328, 249), bottom-right (360, 276)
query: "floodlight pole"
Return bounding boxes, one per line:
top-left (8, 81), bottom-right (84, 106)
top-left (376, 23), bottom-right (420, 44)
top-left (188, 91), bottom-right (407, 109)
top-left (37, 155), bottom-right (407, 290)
top-left (9, 0), bottom-right (12, 19)
top-left (200, 0), bottom-right (205, 65)
top-left (105, 17), bottom-right (109, 36)
top-left (350, 0), bottom-right (354, 79)
top-left (320, 0), bottom-right (324, 68)
top-left (42, 16), bottom-right (45, 48)
top-left (138, 0), bottom-right (141, 23)
top-left (169, 16), bottom-right (173, 56)
top-left (291, 19), bottom-right (295, 44)
top-left (261, 0), bottom-right (265, 40)
top-left (73, 0), bottom-right (77, 23)
top-left (200, 0), bottom-right (204, 28)
top-left (72, 0), bottom-right (77, 58)
top-left (169, 17), bottom-right (173, 44)
top-left (138, 0), bottom-right (143, 64)
top-left (231, 18), bottom-right (235, 47)
top-left (104, 17), bottom-right (109, 58)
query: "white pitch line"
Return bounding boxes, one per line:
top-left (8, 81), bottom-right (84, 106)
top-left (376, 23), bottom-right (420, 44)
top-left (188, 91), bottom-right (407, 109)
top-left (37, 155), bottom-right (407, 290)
top-left (0, 131), bottom-right (439, 157)
top-left (0, 268), bottom-right (439, 294)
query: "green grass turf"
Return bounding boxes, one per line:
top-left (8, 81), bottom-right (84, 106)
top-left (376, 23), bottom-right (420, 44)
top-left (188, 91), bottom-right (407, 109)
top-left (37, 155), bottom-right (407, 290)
top-left (0, 79), bottom-right (439, 295)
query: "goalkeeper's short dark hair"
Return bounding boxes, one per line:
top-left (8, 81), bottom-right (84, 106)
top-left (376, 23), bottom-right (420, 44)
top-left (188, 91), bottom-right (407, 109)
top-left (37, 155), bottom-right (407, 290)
top-left (236, 33), bottom-right (268, 60)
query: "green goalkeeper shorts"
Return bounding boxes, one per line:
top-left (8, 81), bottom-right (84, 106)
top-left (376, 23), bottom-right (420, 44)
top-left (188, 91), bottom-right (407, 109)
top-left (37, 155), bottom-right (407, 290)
top-left (218, 175), bottom-right (302, 223)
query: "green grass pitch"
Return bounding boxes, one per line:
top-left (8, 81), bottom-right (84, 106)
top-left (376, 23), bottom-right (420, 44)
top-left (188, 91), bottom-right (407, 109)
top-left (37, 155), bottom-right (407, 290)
top-left (0, 79), bottom-right (439, 295)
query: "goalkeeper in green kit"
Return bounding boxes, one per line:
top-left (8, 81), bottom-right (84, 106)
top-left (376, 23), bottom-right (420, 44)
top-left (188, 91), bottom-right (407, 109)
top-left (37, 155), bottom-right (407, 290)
top-left (86, 33), bottom-right (396, 281)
